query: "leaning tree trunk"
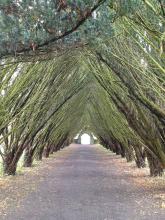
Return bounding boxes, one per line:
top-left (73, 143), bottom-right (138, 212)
top-left (114, 142), bottom-right (121, 155)
top-left (64, 139), bottom-right (69, 147)
top-left (35, 144), bottom-right (45, 161)
top-left (3, 152), bottom-right (17, 175)
top-left (50, 144), bottom-right (57, 154)
top-left (120, 144), bottom-right (126, 158)
top-left (4, 163), bottom-right (17, 176)
top-left (43, 143), bottom-right (51, 158)
top-left (125, 146), bottom-right (134, 162)
top-left (134, 147), bottom-right (146, 168)
top-left (108, 142), bottom-right (113, 151)
top-left (23, 142), bottom-right (38, 167)
top-left (146, 151), bottom-right (163, 176)
top-left (49, 147), bottom-right (54, 154)
top-left (99, 137), bottom-right (108, 149)
top-left (23, 148), bottom-right (33, 167)
top-left (3, 146), bottom-right (25, 175)
top-left (108, 142), bottom-right (116, 153)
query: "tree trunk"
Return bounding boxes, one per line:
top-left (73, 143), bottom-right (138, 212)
top-left (125, 147), bottom-right (134, 162)
top-left (134, 147), bottom-right (146, 168)
top-left (114, 142), bottom-right (121, 155)
top-left (35, 145), bottom-right (44, 161)
top-left (64, 139), bottom-right (70, 147)
top-left (23, 149), bottom-right (33, 167)
top-left (3, 138), bottom-right (30, 175)
top-left (3, 162), bottom-right (17, 175)
top-left (3, 149), bottom-right (23, 175)
top-left (3, 152), bottom-right (17, 175)
top-left (50, 148), bottom-right (54, 154)
top-left (110, 142), bottom-right (116, 153)
top-left (146, 151), bottom-right (164, 176)
top-left (120, 144), bottom-right (125, 158)
top-left (50, 144), bottom-right (57, 154)
top-left (44, 149), bottom-right (50, 158)
top-left (43, 143), bottom-right (51, 158)
top-left (108, 142), bottom-right (113, 151)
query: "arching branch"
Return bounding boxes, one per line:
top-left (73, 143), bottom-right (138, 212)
top-left (0, 0), bottom-right (106, 59)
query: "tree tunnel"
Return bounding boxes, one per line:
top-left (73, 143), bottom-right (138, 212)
top-left (0, 0), bottom-right (165, 177)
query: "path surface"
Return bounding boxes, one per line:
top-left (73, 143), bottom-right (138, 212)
top-left (2, 144), bottom-right (165, 220)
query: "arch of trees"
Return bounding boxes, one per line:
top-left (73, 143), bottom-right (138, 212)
top-left (0, 0), bottom-right (165, 177)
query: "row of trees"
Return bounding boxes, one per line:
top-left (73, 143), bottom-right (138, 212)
top-left (0, 0), bottom-right (165, 176)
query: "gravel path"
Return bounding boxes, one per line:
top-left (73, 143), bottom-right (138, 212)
top-left (2, 144), bottom-right (165, 220)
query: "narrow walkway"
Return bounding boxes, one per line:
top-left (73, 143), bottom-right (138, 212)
top-left (3, 144), bottom-right (165, 220)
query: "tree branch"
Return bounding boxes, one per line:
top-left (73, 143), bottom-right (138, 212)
top-left (0, 0), bottom-right (106, 59)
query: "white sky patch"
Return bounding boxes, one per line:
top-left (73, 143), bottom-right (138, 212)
top-left (148, 45), bottom-right (151, 52)
top-left (141, 58), bottom-right (148, 69)
top-left (1, 89), bottom-right (5, 96)
top-left (29, 6), bottom-right (33, 10)
top-left (81, 133), bottom-right (90, 145)
top-left (92, 11), bottom-right (97, 19)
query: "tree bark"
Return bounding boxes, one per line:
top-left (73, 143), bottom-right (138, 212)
top-left (3, 152), bottom-right (17, 175)
top-left (35, 144), bottom-right (45, 161)
top-left (115, 142), bottom-right (121, 155)
top-left (134, 147), bottom-right (146, 168)
top-left (43, 143), bottom-right (51, 158)
top-left (120, 144), bottom-right (126, 158)
top-left (3, 162), bottom-right (17, 175)
top-left (146, 151), bottom-right (164, 176)
top-left (125, 147), bottom-right (134, 162)
top-left (3, 147), bottom-right (24, 175)
top-left (23, 149), bottom-right (33, 167)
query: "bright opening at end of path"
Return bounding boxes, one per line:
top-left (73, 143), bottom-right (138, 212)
top-left (81, 133), bottom-right (90, 145)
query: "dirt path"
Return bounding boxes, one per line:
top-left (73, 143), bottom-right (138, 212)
top-left (1, 144), bottom-right (165, 220)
